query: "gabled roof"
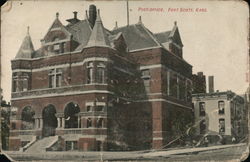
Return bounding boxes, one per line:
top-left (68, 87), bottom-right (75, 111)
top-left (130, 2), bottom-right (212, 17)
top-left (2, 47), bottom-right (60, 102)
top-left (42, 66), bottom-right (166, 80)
top-left (43, 13), bottom-right (72, 42)
top-left (85, 10), bottom-right (111, 48)
top-left (111, 23), bottom-right (161, 51)
top-left (15, 27), bottom-right (35, 59)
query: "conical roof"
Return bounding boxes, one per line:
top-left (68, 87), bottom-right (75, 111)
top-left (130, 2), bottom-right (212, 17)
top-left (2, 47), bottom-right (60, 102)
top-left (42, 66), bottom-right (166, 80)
top-left (86, 10), bottom-right (110, 48)
top-left (15, 27), bottom-right (34, 59)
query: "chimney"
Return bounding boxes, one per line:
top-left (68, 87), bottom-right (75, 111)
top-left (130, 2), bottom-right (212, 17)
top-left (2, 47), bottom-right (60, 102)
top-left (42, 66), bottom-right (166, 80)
top-left (88, 5), bottom-right (97, 28)
top-left (208, 76), bottom-right (214, 93)
top-left (73, 11), bottom-right (78, 19)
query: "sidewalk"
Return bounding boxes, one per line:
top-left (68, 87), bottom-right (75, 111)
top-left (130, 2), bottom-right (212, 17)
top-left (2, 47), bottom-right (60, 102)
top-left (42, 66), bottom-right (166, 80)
top-left (143, 143), bottom-right (247, 157)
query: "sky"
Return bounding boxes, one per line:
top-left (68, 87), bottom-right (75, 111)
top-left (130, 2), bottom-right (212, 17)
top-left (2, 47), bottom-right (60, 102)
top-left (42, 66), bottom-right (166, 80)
top-left (1, 0), bottom-right (249, 102)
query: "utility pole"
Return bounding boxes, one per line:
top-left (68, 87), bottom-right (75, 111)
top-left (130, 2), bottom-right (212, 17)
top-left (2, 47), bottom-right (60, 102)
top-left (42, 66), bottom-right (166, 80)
top-left (126, 0), bottom-right (129, 26)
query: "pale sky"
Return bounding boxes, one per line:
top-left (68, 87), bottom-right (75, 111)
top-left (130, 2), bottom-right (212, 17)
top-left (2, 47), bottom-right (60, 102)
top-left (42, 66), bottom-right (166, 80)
top-left (1, 0), bottom-right (249, 102)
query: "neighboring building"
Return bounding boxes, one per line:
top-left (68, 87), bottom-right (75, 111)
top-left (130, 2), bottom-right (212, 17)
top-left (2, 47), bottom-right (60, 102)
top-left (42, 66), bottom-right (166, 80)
top-left (192, 90), bottom-right (246, 141)
top-left (192, 72), bottom-right (206, 94)
top-left (1, 100), bottom-right (11, 150)
top-left (9, 5), bottom-right (193, 151)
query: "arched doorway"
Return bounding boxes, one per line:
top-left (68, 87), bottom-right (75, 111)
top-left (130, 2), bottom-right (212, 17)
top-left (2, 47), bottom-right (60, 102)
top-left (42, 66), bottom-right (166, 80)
top-left (21, 106), bottom-right (35, 130)
top-left (42, 104), bottom-right (57, 137)
top-left (64, 102), bottom-right (80, 128)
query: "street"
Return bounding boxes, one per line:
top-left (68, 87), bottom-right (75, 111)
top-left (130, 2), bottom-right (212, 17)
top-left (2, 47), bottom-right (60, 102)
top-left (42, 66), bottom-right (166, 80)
top-left (4, 143), bottom-right (248, 161)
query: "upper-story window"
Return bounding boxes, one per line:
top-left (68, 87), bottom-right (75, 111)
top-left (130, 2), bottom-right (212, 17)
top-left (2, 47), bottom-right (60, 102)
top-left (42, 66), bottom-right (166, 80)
top-left (49, 68), bottom-right (62, 88)
top-left (96, 62), bottom-right (105, 84)
top-left (87, 62), bottom-right (94, 84)
top-left (141, 69), bottom-right (150, 93)
top-left (96, 105), bottom-right (104, 112)
top-left (170, 73), bottom-right (178, 98)
top-left (87, 118), bottom-right (92, 128)
top-left (199, 102), bottom-right (205, 116)
top-left (218, 101), bottom-right (225, 115)
top-left (12, 73), bottom-right (29, 92)
top-left (49, 37), bottom-right (66, 54)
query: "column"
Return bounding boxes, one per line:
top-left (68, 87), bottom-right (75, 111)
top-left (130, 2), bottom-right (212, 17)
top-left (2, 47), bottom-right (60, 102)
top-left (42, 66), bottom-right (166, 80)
top-left (40, 118), bottom-right (43, 128)
top-left (35, 118), bottom-right (39, 129)
top-left (78, 116), bottom-right (80, 128)
top-left (57, 117), bottom-right (61, 128)
top-left (62, 118), bottom-right (65, 128)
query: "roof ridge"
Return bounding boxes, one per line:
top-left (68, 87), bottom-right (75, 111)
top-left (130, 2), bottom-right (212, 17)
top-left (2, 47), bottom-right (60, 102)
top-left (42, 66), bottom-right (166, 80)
top-left (154, 30), bottom-right (171, 35)
top-left (139, 23), bottom-right (162, 47)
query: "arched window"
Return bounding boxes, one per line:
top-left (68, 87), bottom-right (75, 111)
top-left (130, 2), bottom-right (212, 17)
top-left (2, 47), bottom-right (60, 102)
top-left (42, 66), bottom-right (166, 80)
top-left (42, 104), bottom-right (57, 137)
top-left (87, 118), bottom-right (92, 128)
top-left (64, 102), bottom-right (80, 128)
top-left (21, 106), bottom-right (35, 130)
top-left (218, 101), bottom-right (225, 114)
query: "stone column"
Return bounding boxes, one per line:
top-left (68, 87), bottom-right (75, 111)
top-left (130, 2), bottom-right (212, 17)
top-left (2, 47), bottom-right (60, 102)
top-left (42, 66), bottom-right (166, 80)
top-left (35, 118), bottom-right (39, 129)
top-left (62, 118), bottom-right (65, 128)
top-left (40, 118), bottom-right (43, 128)
top-left (57, 118), bottom-right (61, 128)
top-left (78, 116), bottom-right (81, 128)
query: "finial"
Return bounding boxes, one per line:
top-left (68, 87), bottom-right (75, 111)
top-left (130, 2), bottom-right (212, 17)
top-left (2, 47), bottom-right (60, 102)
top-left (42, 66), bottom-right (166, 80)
top-left (85, 10), bottom-right (88, 19)
top-left (27, 26), bottom-right (30, 35)
top-left (56, 12), bottom-right (59, 18)
top-left (114, 21), bottom-right (118, 30)
top-left (138, 16), bottom-right (142, 24)
top-left (174, 21), bottom-right (177, 26)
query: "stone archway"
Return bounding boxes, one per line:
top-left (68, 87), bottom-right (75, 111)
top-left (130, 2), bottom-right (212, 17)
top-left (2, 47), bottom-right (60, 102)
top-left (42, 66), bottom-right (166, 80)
top-left (21, 106), bottom-right (35, 130)
top-left (42, 104), bottom-right (57, 137)
top-left (64, 102), bottom-right (80, 128)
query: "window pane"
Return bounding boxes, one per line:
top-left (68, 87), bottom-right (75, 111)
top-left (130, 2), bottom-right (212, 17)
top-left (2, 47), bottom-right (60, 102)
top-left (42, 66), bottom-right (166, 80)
top-left (54, 44), bottom-right (60, 50)
top-left (87, 68), bottom-right (93, 84)
top-left (218, 101), bottom-right (225, 114)
top-left (199, 102), bottom-right (205, 116)
top-left (56, 74), bottom-right (62, 87)
top-left (96, 106), bottom-right (104, 112)
top-left (96, 68), bottom-right (105, 83)
top-left (49, 75), bottom-right (55, 88)
top-left (23, 78), bottom-right (28, 91)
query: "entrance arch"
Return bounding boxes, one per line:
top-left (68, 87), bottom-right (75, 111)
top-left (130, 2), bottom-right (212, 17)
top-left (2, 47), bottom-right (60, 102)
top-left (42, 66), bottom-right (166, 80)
top-left (64, 102), bottom-right (80, 128)
top-left (42, 104), bottom-right (57, 137)
top-left (21, 106), bottom-right (35, 130)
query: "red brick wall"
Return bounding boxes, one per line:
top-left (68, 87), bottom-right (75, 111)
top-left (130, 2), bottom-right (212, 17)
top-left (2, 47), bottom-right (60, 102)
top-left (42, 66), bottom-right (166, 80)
top-left (9, 138), bottom-right (21, 151)
top-left (78, 138), bottom-right (96, 151)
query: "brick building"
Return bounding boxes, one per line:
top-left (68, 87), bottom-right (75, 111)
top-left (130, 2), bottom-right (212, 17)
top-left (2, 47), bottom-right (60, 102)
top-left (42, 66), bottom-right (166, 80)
top-left (192, 91), bottom-right (247, 142)
top-left (192, 72), bottom-right (206, 94)
top-left (9, 5), bottom-right (193, 151)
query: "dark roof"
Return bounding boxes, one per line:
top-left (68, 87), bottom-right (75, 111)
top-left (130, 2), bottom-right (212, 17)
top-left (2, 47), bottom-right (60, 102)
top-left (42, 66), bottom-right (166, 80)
top-left (15, 32), bottom-right (35, 59)
top-left (33, 48), bottom-right (44, 58)
top-left (66, 19), bottom-right (92, 46)
top-left (111, 23), bottom-right (160, 51)
top-left (154, 31), bottom-right (171, 43)
top-left (86, 12), bottom-right (111, 48)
